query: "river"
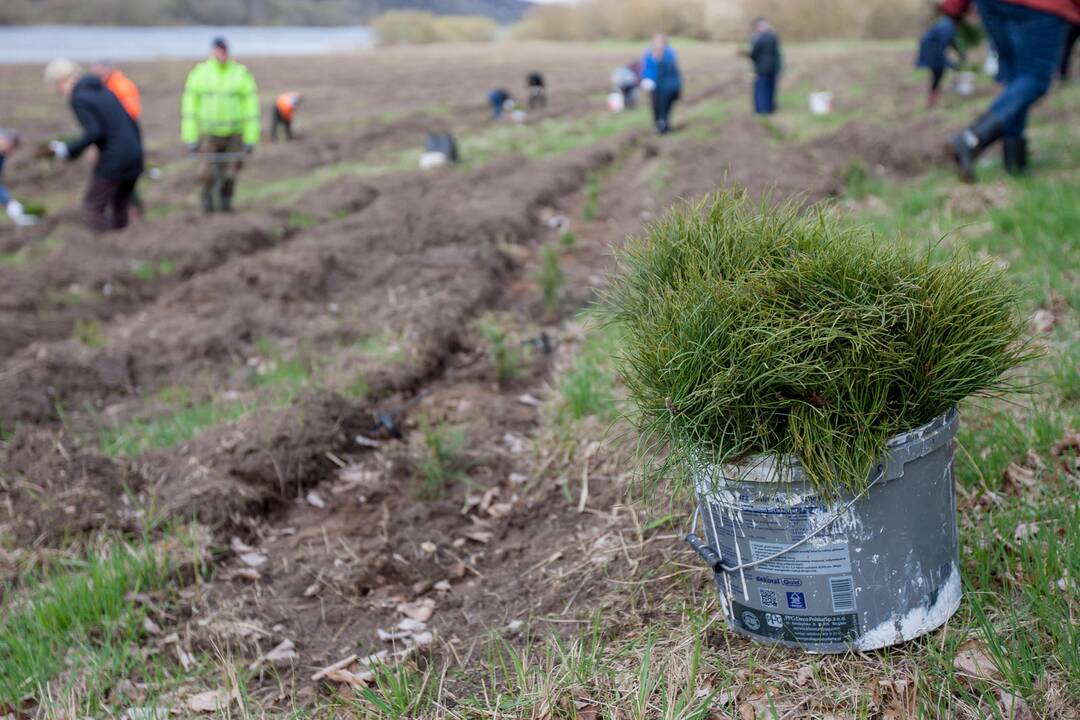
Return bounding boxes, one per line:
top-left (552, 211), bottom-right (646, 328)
top-left (0, 25), bottom-right (375, 64)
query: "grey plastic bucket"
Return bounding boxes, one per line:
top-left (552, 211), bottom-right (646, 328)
top-left (687, 408), bottom-right (961, 653)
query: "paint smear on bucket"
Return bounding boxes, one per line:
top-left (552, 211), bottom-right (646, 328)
top-left (854, 563), bottom-right (961, 651)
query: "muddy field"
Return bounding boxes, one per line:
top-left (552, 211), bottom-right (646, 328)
top-left (2, 40), bottom-right (1070, 718)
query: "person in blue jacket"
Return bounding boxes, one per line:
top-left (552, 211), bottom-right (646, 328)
top-left (0, 129), bottom-right (36, 227)
top-left (641, 35), bottom-right (682, 134)
top-left (917, 16), bottom-right (960, 107)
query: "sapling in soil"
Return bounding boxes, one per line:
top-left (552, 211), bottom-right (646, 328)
top-left (605, 190), bottom-right (1035, 499)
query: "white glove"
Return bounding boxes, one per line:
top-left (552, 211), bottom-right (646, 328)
top-left (640, 78), bottom-right (656, 92)
top-left (49, 140), bottom-right (70, 159)
top-left (6, 199), bottom-right (37, 226)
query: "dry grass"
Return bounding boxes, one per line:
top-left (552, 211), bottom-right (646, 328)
top-left (512, 0), bottom-right (929, 42)
top-left (372, 11), bottom-right (498, 46)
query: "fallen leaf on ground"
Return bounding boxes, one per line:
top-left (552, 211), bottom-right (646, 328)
top-left (231, 568), bottom-right (261, 582)
top-left (464, 530), bottom-right (493, 544)
top-left (326, 667), bottom-right (374, 688)
top-left (448, 561), bottom-right (467, 578)
top-left (303, 582), bottom-right (320, 597)
top-left (1029, 309), bottom-right (1056, 334)
top-left (738, 702), bottom-right (757, 720)
top-left (433, 580), bottom-right (451, 592)
top-left (306, 492), bottom-right (326, 509)
top-left (794, 664), bottom-right (813, 687)
top-left (517, 393), bottom-right (542, 407)
top-left (1051, 431), bottom-right (1080, 457)
top-left (175, 646), bottom-right (194, 671)
top-left (249, 639), bottom-right (297, 670)
top-left (142, 617), bottom-right (161, 635)
top-left (954, 640), bottom-right (1003, 681)
top-left (1004, 462), bottom-right (1036, 489)
top-left (397, 598), bottom-right (435, 622)
top-left (997, 690), bottom-right (1033, 720)
top-left (239, 552), bottom-right (267, 568)
top-left (230, 536), bottom-right (255, 553)
top-left (420, 541), bottom-right (437, 554)
top-left (1014, 522), bottom-right (1038, 541)
top-left (186, 690), bottom-right (233, 713)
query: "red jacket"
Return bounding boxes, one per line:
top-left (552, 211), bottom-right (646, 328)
top-left (941, 0), bottom-right (1080, 24)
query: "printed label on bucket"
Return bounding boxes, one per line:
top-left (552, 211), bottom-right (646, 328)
top-left (748, 540), bottom-right (852, 576)
top-left (733, 601), bottom-right (859, 645)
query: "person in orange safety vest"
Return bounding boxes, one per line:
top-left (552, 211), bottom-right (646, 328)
top-left (270, 92), bottom-right (302, 142)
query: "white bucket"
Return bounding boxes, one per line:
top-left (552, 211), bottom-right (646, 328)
top-left (607, 91), bottom-right (625, 113)
top-left (418, 152), bottom-right (448, 170)
top-left (954, 71), bottom-right (978, 96)
top-left (808, 91), bottom-right (833, 116)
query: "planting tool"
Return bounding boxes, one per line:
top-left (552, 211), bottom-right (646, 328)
top-left (375, 389), bottom-right (431, 439)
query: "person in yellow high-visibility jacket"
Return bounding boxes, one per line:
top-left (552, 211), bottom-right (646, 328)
top-left (181, 37), bottom-right (259, 213)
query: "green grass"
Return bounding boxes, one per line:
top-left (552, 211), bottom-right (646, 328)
top-left (0, 529), bottom-right (208, 713)
top-left (131, 258), bottom-right (177, 283)
top-left (99, 395), bottom-right (254, 456)
top-left (583, 170), bottom-right (602, 221)
top-left (557, 322), bottom-right (620, 425)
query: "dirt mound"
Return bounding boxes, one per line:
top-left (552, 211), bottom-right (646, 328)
top-left (0, 428), bottom-right (139, 546)
top-left (146, 391), bottom-right (370, 529)
top-left (0, 213), bottom-right (282, 357)
top-left (807, 118), bottom-right (949, 179)
top-left (0, 146), bottom-right (613, 429)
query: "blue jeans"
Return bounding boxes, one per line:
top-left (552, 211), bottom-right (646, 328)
top-left (754, 73), bottom-right (777, 114)
top-left (976, 0), bottom-right (1068, 137)
top-left (652, 88), bottom-right (680, 133)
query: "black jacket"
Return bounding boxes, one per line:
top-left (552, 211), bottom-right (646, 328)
top-left (66, 75), bottom-right (143, 181)
top-left (750, 30), bottom-right (782, 76)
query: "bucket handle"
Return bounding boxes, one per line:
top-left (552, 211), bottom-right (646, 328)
top-left (686, 473), bottom-right (881, 575)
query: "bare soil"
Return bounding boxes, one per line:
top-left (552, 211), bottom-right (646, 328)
top-left (0, 41), bottom-right (1056, 713)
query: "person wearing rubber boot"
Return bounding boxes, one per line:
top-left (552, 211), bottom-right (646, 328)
top-left (44, 59), bottom-right (144, 233)
top-left (942, 0), bottom-right (1078, 181)
top-left (641, 35), bottom-right (682, 134)
top-left (181, 37), bottom-right (260, 213)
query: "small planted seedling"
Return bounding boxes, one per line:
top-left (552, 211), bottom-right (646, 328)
top-left (73, 319), bottom-right (106, 349)
top-left (606, 190), bottom-right (1035, 499)
top-left (414, 419), bottom-right (468, 500)
top-left (537, 243), bottom-right (564, 318)
top-left (475, 315), bottom-right (523, 385)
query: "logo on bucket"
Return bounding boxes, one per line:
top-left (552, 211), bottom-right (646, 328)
top-left (786, 592), bottom-right (806, 610)
top-left (741, 611), bottom-right (761, 631)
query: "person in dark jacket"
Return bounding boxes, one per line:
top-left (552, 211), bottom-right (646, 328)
top-left (917, 16), bottom-right (960, 107)
top-left (641, 35), bottom-right (682, 134)
top-left (747, 18), bottom-right (782, 115)
top-left (526, 72), bottom-right (546, 109)
top-left (44, 58), bottom-right (143, 232)
top-left (942, 0), bottom-right (1078, 180)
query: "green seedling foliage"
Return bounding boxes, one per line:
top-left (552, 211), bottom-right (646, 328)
top-left (558, 324), bottom-right (620, 423)
top-left (583, 170), bottom-right (601, 221)
top-left (73, 318), bottom-right (106, 348)
top-left (415, 419), bottom-right (467, 499)
top-left (537, 243), bottom-right (564, 318)
top-left (475, 316), bottom-right (522, 384)
top-left (605, 190), bottom-right (1035, 499)
top-left (561, 230), bottom-right (576, 248)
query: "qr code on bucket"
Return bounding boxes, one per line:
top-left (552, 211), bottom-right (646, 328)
top-left (759, 589), bottom-right (778, 608)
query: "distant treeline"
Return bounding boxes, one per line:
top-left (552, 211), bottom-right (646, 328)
top-left (511, 0), bottom-right (933, 42)
top-left (0, 0), bottom-right (530, 26)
